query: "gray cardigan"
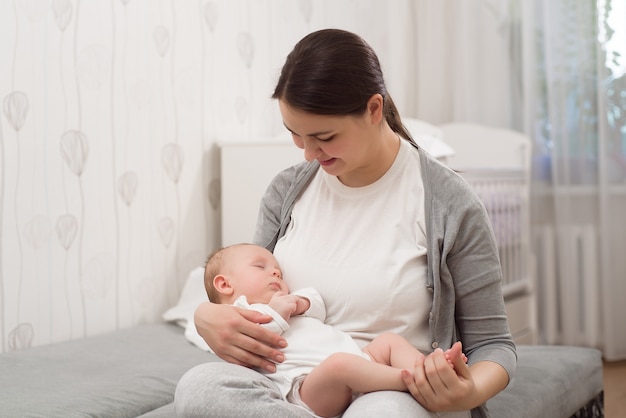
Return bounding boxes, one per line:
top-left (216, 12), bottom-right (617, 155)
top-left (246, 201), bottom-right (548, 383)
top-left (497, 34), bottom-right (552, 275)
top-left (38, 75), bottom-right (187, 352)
top-left (253, 143), bottom-right (516, 418)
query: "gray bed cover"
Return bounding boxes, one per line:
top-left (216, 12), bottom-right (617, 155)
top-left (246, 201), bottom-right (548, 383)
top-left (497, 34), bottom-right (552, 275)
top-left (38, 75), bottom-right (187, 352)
top-left (0, 323), bottom-right (216, 417)
top-left (0, 324), bottom-right (603, 418)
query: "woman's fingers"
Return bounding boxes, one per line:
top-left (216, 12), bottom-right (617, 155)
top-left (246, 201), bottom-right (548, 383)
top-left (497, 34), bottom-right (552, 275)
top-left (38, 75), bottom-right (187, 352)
top-left (194, 302), bottom-right (287, 370)
top-left (221, 338), bottom-right (281, 372)
top-left (221, 307), bottom-right (286, 370)
top-left (427, 348), bottom-right (462, 389)
top-left (405, 345), bottom-right (477, 412)
top-left (236, 307), bottom-right (287, 348)
top-left (401, 369), bottom-right (421, 401)
top-left (412, 348), bottom-right (464, 411)
top-left (403, 353), bottom-right (437, 409)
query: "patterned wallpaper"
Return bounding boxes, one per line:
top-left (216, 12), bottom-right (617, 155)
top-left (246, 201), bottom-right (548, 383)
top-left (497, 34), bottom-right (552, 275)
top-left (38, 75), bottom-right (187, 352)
top-left (0, 0), bottom-right (414, 352)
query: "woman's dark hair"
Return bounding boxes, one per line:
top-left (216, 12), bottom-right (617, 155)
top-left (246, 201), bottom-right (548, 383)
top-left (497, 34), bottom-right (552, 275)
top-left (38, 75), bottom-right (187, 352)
top-left (272, 29), bottom-right (415, 144)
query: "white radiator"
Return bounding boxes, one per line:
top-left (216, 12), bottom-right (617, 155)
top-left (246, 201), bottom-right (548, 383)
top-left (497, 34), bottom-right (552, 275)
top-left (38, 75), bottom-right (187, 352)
top-left (532, 224), bottom-right (600, 347)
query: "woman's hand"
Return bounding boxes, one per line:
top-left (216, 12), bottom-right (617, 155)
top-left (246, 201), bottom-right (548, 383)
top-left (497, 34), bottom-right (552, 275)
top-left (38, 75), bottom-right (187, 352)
top-left (194, 301), bottom-right (287, 372)
top-left (401, 342), bottom-right (509, 412)
top-left (402, 344), bottom-right (476, 411)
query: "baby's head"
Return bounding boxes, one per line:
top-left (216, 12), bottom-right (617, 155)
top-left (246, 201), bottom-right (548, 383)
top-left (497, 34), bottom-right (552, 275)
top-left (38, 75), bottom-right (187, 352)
top-left (204, 243), bottom-right (289, 305)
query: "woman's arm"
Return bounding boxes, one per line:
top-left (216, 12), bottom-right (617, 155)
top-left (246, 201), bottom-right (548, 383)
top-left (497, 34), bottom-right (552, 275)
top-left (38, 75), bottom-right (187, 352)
top-left (414, 158), bottom-right (516, 411)
top-left (194, 301), bottom-right (287, 372)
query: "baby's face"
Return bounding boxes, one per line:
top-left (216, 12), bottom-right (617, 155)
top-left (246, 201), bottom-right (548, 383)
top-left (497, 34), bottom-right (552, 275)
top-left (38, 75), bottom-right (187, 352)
top-left (226, 245), bottom-right (289, 303)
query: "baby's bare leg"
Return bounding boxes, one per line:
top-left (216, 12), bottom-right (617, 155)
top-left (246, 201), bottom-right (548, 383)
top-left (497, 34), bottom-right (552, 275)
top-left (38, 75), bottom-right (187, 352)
top-left (366, 334), bottom-right (467, 371)
top-left (299, 352), bottom-right (409, 417)
top-left (299, 335), bottom-right (461, 417)
top-left (362, 332), bottom-right (425, 370)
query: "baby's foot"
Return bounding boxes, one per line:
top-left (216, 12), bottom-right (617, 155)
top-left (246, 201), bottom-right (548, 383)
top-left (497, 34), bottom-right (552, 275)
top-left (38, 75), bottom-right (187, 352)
top-left (444, 341), bottom-right (467, 369)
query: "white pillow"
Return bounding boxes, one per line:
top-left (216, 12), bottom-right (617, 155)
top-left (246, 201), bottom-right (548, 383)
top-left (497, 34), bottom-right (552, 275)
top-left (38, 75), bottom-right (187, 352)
top-left (402, 117), bottom-right (455, 160)
top-left (412, 133), bottom-right (456, 160)
top-left (162, 267), bottom-right (211, 351)
top-left (162, 266), bottom-right (207, 327)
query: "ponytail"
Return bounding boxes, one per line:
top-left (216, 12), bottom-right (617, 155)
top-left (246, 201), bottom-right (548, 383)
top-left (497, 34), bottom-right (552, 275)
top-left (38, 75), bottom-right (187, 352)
top-left (384, 95), bottom-right (416, 146)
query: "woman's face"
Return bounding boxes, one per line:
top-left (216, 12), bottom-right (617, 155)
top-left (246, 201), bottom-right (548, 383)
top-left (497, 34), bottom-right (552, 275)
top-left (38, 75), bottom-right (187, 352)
top-left (279, 99), bottom-right (385, 187)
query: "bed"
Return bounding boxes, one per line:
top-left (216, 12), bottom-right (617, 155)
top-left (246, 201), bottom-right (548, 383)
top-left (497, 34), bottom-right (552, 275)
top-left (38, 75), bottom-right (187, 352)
top-left (0, 122), bottom-right (604, 417)
top-left (0, 321), bottom-right (603, 417)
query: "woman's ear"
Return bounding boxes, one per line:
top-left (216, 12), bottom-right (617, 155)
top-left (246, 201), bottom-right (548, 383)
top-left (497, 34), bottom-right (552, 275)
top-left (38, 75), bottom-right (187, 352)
top-left (366, 94), bottom-right (384, 125)
top-left (213, 274), bottom-right (234, 297)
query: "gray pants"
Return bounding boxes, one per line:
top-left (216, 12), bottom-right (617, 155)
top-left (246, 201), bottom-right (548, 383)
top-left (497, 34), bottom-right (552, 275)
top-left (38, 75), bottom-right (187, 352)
top-left (174, 362), bottom-right (471, 418)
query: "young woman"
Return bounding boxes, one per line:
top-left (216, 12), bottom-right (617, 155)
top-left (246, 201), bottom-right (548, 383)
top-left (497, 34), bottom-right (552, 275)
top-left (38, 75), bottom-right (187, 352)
top-left (175, 29), bottom-right (516, 418)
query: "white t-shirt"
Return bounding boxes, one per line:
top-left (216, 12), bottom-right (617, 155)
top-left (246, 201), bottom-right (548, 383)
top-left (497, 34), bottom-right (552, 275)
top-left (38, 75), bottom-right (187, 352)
top-left (274, 139), bottom-right (431, 352)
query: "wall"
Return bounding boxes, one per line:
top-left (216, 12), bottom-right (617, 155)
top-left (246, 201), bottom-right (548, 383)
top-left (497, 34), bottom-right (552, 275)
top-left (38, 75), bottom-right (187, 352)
top-left (0, 0), bottom-right (414, 352)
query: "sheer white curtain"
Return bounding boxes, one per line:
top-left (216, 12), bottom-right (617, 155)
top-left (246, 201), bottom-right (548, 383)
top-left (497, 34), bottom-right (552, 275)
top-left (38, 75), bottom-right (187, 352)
top-left (408, 0), bottom-right (626, 360)
top-left (521, 0), bottom-right (626, 360)
top-left (406, 0), bottom-right (522, 128)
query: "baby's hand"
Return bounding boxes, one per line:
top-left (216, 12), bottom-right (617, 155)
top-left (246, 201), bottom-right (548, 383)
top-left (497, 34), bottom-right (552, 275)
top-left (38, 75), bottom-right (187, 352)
top-left (293, 296), bottom-right (310, 316)
top-left (268, 292), bottom-right (303, 321)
